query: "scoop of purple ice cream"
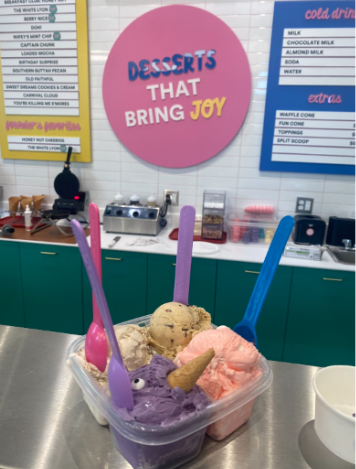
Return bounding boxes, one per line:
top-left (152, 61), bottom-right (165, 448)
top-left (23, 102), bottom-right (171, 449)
top-left (123, 355), bottom-right (210, 427)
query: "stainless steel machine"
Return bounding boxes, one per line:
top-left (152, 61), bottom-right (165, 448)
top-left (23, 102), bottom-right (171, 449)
top-left (103, 204), bottom-right (167, 235)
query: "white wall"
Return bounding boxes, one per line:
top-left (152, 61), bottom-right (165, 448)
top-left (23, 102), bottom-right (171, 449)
top-left (0, 0), bottom-right (354, 219)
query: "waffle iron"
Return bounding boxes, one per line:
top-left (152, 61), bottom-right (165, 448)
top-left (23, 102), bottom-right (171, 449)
top-left (31, 147), bottom-right (88, 235)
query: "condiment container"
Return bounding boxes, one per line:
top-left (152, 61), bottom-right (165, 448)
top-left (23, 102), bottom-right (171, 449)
top-left (194, 216), bottom-right (202, 236)
top-left (24, 205), bottom-right (32, 231)
top-left (201, 190), bottom-right (226, 240)
top-left (129, 195), bottom-right (141, 206)
top-left (114, 193), bottom-right (125, 205)
top-left (147, 195), bottom-right (157, 207)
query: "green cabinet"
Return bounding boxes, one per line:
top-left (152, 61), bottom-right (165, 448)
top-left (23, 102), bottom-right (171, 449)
top-left (2, 236), bottom-right (355, 368)
top-left (20, 243), bottom-right (83, 334)
top-left (214, 261), bottom-right (292, 361)
top-left (83, 250), bottom-right (147, 330)
top-left (0, 241), bottom-right (25, 327)
top-left (283, 267), bottom-right (355, 367)
top-left (147, 254), bottom-right (217, 320)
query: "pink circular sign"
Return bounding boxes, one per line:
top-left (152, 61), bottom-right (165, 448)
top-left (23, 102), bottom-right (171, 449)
top-left (103, 5), bottom-right (251, 168)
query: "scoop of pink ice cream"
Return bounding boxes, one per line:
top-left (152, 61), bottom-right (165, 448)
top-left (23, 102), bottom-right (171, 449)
top-left (175, 326), bottom-right (262, 400)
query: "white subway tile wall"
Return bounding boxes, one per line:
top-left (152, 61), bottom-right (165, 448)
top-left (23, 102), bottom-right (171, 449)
top-left (0, 0), bottom-right (354, 219)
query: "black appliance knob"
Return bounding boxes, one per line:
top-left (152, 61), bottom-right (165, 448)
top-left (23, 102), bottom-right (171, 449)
top-left (116, 210), bottom-right (123, 216)
top-left (133, 211), bottom-right (139, 218)
top-left (148, 212), bottom-right (155, 219)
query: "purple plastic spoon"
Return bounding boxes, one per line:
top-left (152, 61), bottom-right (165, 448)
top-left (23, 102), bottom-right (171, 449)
top-left (173, 205), bottom-right (196, 305)
top-left (71, 219), bottom-right (134, 410)
top-left (85, 203), bottom-right (107, 372)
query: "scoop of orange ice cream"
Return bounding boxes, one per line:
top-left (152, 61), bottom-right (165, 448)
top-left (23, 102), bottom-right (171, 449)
top-left (175, 326), bottom-right (262, 400)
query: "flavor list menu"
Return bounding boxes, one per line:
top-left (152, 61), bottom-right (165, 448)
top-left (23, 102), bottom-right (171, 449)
top-left (0, 0), bottom-right (91, 161)
top-left (260, 1), bottom-right (355, 175)
top-left (0, 0), bottom-right (79, 116)
top-left (7, 135), bottom-right (80, 152)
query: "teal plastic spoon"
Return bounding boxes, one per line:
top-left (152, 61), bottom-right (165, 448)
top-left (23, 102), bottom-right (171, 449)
top-left (233, 215), bottom-right (295, 347)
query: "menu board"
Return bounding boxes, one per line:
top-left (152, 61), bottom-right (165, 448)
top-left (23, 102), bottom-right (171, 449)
top-left (0, 0), bottom-right (91, 161)
top-left (260, 1), bottom-right (355, 175)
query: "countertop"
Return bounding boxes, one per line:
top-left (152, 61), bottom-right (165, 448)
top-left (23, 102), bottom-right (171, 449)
top-left (98, 227), bottom-right (355, 272)
top-left (0, 325), bottom-right (353, 469)
top-left (0, 218), bottom-right (354, 271)
top-left (0, 223), bottom-right (90, 244)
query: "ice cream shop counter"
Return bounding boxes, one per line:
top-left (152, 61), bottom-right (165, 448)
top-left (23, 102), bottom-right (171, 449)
top-left (0, 226), bottom-right (354, 368)
top-left (0, 325), bottom-right (352, 469)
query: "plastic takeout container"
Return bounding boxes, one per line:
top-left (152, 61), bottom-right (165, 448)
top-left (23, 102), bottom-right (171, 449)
top-left (67, 315), bottom-right (273, 468)
top-left (313, 365), bottom-right (355, 464)
top-left (227, 212), bottom-right (279, 244)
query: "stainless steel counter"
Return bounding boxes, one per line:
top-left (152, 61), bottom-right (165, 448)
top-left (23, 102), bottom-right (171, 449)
top-left (0, 325), bottom-right (353, 469)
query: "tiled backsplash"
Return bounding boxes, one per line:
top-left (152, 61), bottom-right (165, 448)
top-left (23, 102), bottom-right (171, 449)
top-left (0, 0), bottom-right (354, 219)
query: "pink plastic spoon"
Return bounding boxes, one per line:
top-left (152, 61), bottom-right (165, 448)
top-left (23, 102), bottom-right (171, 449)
top-left (173, 205), bottom-right (196, 305)
top-left (85, 203), bottom-right (107, 372)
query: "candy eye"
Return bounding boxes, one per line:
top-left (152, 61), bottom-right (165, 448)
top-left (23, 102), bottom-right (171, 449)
top-left (131, 378), bottom-right (145, 390)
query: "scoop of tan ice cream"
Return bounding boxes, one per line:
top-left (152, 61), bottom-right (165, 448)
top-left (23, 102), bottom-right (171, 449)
top-left (76, 348), bottom-right (109, 387)
top-left (114, 324), bottom-right (152, 371)
top-left (148, 302), bottom-right (211, 359)
top-left (76, 324), bottom-right (152, 386)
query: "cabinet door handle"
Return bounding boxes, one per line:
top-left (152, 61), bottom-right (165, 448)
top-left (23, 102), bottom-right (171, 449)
top-left (173, 263), bottom-right (176, 266)
top-left (245, 270), bottom-right (259, 274)
top-left (323, 277), bottom-right (343, 282)
top-left (105, 257), bottom-right (122, 261)
top-left (41, 252), bottom-right (57, 255)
